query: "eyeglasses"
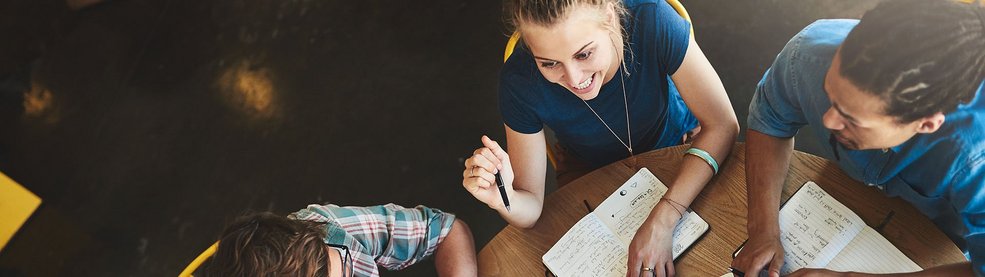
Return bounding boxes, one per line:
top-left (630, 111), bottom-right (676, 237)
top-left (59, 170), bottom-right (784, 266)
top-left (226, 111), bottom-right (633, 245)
top-left (327, 243), bottom-right (353, 277)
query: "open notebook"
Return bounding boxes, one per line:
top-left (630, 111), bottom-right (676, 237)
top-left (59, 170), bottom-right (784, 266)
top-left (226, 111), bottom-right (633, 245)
top-left (543, 168), bottom-right (709, 277)
top-left (726, 181), bottom-right (921, 276)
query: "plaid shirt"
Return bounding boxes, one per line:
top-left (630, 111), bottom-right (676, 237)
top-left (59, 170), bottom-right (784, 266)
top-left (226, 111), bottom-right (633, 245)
top-left (290, 203), bottom-right (455, 277)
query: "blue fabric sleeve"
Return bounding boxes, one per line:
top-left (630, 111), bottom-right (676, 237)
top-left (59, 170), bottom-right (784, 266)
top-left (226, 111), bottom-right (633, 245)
top-left (646, 0), bottom-right (691, 76)
top-left (746, 34), bottom-right (809, 138)
top-left (954, 155), bottom-right (985, 276)
top-left (498, 61), bottom-right (544, 134)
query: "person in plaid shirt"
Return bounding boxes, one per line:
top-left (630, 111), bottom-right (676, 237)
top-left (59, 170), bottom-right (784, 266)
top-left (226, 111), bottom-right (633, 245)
top-left (205, 203), bottom-right (477, 277)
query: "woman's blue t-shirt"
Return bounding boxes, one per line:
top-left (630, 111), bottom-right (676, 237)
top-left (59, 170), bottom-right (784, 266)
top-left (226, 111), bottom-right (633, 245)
top-left (499, 0), bottom-right (698, 168)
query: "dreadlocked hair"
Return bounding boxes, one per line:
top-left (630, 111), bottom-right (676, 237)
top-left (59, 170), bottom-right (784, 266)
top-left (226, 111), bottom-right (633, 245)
top-left (839, 0), bottom-right (985, 123)
top-left (205, 212), bottom-right (330, 277)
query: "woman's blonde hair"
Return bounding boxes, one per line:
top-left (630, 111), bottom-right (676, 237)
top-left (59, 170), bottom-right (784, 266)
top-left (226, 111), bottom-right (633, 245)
top-left (505, 0), bottom-right (629, 37)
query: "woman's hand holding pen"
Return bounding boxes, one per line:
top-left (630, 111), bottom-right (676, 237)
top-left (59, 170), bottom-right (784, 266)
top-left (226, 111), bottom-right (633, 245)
top-left (627, 202), bottom-right (682, 277)
top-left (462, 135), bottom-right (514, 211)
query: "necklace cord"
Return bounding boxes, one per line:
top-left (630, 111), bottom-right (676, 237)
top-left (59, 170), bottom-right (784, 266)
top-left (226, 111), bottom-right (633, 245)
top-left (581, 37), bottom-right (632, 157)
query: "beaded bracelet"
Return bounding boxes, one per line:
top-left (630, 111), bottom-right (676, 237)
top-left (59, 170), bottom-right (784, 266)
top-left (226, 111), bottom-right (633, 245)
top-left (684, 147), bottom-right (719, 174)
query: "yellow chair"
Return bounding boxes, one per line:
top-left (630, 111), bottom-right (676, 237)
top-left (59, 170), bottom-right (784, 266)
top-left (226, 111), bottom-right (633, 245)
top-left (0, 171), bottom-right (41, 252)
top-left (667, 0), bottom-right (694, 36)
top-left (502, 0), bottom-right (693, 169)
top-left (179, 241), bottom-right (218, 277)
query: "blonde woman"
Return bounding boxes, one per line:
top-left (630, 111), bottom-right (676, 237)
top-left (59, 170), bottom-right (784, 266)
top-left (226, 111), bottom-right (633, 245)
top-left (463, 0), bottom-right (737, 276)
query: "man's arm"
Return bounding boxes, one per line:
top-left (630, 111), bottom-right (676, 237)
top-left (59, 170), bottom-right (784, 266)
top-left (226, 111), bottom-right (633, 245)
top-left (737, 133), bottom-right (978, 277)
top-left (731, 130), bottom-right (794, 277)
top-left (434, 219), bottom-right (478, 277)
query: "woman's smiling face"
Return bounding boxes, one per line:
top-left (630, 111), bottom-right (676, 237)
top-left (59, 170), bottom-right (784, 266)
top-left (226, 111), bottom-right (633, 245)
top-left (521, 4), bottom-right (622, 101)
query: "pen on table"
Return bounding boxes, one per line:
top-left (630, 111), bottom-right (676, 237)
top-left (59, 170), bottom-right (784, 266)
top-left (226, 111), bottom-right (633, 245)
top-left (875, 210), bottom-right (896, 232)
top-left (727, 267), bottom-right (745, 277)
top-left (495, 172), bottom-right (511, 212)
top-left (728, 267), bottom-right (769, 277)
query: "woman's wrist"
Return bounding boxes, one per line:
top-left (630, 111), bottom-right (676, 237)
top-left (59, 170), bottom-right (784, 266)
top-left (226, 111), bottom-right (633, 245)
top-left (488, 188), bottom-right (517, 211)
top-left (652, 200), bottom-right (684, 226)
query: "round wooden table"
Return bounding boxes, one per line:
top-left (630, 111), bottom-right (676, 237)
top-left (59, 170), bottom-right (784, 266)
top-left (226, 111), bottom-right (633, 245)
top-left (478, 143), bottom-right (966, 276)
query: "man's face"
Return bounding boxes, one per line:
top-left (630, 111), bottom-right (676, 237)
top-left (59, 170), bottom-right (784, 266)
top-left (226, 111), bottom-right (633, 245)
top-left (821, 50), bottom-right (932, 150)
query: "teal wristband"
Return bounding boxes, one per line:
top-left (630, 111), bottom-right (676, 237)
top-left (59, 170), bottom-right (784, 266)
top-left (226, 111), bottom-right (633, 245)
top-left (684, 147), bottom-right (719, 174)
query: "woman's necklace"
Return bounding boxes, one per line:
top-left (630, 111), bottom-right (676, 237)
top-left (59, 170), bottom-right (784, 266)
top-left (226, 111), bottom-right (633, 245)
top-left (581, 66), bottom-right (632, 158)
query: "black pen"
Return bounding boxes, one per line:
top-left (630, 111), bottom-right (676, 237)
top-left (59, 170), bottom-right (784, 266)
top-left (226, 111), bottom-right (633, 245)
top-left (728, 267), bottom-right (769, 277)
top-left (875, 210), bottom-right (896, 232)
top-left (495, 172), bottom-right (511, 212)
top-left (727, 267), bottom-right (745, 277)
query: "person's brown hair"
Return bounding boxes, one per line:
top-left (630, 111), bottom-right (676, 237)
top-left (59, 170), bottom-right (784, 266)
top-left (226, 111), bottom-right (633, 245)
top-left (205, 212), bottom-right (330, 277)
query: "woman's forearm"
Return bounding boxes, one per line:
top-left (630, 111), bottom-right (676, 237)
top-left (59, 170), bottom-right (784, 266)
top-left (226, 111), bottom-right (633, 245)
top-left (663, 122), bottom-right (737, 206)
top-left (495, 188), bottom-right (545, 228)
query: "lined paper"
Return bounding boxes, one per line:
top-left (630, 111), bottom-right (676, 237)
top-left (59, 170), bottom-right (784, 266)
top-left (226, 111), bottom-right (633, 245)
top-left (826, 227), bottom-right (921, 273)
top-left (543, 168), bottom-right (709, 277)
top-left (778, 182), bottom-right (864, 275)
top-left (765, 182), bottom-right (922, 275)
top-left (542, 216), bottom-right (625, 277)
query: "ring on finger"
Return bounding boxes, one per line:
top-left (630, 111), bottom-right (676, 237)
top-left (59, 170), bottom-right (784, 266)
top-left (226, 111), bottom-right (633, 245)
top-left (470, 166), bottom-right (476, 177)
top-left (640, 266), bottom-right (656, 277)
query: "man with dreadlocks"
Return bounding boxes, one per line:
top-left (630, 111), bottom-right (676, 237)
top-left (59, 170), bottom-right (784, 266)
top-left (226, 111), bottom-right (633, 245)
top-left (733, 0), bottom-right (985, 276)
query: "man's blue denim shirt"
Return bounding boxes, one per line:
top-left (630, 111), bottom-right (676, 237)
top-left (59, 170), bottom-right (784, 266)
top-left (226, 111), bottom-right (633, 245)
top-left (748, 19), bottom-right (985, 275)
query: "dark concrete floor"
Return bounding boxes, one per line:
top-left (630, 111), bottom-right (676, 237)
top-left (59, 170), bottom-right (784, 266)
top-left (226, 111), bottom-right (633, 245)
top-left (0, 0), bottom-right (877, 276)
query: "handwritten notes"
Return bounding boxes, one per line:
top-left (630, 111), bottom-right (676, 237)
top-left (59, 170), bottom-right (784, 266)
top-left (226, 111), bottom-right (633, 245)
top-left (672, 211), bottom-right (708, 257)
top-left (543, 168), bottom-right (709, 277)
top-left (596, 171), bottom-right (666, 244)
top-left (542, 216), bottom-right (625, 277)
top-left (771, 182), bottom-right (920, 275)
top-left (778, 182), bottom-right (864, 274)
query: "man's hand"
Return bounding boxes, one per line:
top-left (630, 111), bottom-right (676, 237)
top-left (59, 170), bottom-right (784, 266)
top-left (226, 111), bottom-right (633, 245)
top-left (731, 233), bottom-right (784, 277)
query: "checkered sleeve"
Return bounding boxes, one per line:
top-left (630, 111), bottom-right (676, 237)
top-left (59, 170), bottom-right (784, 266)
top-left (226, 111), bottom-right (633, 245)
top-left (374, 204), bottom-right (455, 270)
top-left (292, 203), bottom-right (456, 275)
top-left (311, 204), bottom-right (454, 272)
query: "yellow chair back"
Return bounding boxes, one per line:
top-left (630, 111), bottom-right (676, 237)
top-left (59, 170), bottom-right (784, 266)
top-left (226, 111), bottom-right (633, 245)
top-left (178, 241), bottom-right (218, 277)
